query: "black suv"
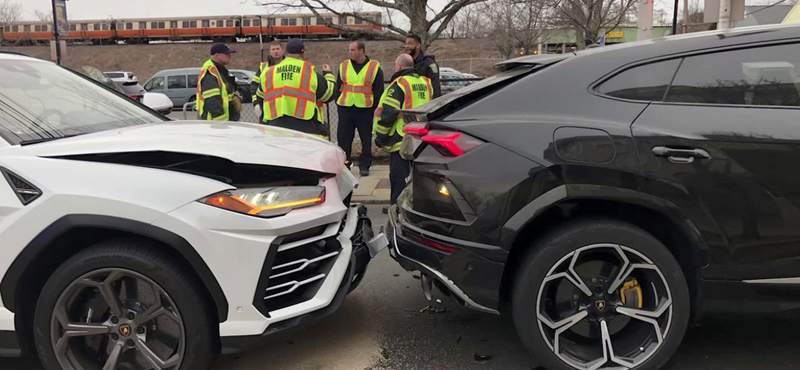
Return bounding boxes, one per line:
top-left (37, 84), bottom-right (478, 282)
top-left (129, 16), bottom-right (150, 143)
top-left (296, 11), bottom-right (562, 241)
top-left (387, 24), bottom-right (800, 370)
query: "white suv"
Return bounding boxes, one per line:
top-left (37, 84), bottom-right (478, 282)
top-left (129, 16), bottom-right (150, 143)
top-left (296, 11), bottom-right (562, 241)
top-left (0, 53), bottom-right (384, 369)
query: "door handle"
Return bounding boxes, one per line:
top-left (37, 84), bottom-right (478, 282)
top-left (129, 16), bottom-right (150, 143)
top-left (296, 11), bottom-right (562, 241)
top-left (652, 146), bottom-right (710, 164)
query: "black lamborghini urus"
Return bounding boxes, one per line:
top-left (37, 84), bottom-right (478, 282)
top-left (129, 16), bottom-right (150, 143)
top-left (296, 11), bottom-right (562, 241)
top-left (387, 24), bottom-right (800, 370)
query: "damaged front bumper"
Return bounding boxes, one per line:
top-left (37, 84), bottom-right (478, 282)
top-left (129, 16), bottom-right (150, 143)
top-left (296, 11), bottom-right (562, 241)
top-left (220, 205), bottom-right (386, 353)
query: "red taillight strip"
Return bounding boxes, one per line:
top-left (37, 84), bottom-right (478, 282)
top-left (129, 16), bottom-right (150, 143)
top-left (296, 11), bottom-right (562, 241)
top-left (421, 132), bottom-right (464, 156)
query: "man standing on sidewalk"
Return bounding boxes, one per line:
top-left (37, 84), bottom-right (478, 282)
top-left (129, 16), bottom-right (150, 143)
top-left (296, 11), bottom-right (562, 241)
top-left (404, 34), bottom-right (441, 98)
top-left (252, 40), bottom-right (285, 117)
top-left (373, 54), bottom-right (432, 210)
top-left (335, 40), bottom-right (384, 177)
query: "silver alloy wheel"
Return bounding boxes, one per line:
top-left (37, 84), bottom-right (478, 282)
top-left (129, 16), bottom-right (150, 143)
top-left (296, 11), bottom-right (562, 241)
top-left (536, 244), bottom-right (673, 370)
top-left (50, 268), bottom-right (185, 370)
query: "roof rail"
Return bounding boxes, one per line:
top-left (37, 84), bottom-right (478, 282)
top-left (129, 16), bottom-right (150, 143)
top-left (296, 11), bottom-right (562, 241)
top-left (0, 51), bottom-right (28, 57)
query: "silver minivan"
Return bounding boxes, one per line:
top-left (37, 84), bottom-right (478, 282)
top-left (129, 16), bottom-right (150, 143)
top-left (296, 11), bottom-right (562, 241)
top-left (144, 68), bottom-right (255, 108)
top-left (143, 68), bottom-right (201, 108)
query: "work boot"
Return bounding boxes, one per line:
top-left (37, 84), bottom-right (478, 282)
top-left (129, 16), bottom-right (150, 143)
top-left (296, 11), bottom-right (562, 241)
top-left (360, 169), bottom-right (370, 177)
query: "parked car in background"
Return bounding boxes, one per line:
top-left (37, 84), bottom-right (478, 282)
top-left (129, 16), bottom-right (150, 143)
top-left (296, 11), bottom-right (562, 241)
top-left (389, 24), bottom-right (800, 370)
top-left (0, 51), bottom-right (383, 370)
top-left (145, 68), bottom-right (252, 108)
top-left (144, 68), bottom-right (201, 108)
top-left (84, 66), bottom-right (173, 114)
top-left (104, 71), bottom-right (138, 84)
top-left (439, 67), bottom-right (479, 95)
top-left (230, 69), bottom-right (256, 102)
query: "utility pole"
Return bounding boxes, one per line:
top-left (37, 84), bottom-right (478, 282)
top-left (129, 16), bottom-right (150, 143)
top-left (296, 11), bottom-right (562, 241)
top-left (51, 0), bottom-right (62, 65)
top-left (683, 0), bottom-right (689, 33)
top-left (718, 0), bottom-right (732, 29)
top-left (638, 0), bottom-right (654, 40)
top-left (672, 0), bottom-right (679, 35)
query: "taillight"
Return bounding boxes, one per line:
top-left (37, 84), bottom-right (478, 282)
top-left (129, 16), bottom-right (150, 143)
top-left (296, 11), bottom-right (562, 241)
top-left (130, 94), bottom-right (140, 101)
top-left (420, 130), bottom-right (483, 157)
top-left (403, 122), bottom-right (429, 136)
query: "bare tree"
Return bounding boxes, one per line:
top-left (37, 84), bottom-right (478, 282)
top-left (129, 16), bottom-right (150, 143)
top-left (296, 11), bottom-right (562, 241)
top-left (446, 4), bottom-right (487, 38)
top-left (259, 0), bottom-right (489, 48)
top-left (483, 0), bottom-right (554, 58)
top-left (0, 0), bottom-right (21, 26)
top-left (550, 0), bottom-right (637, 49)
top-left (34, 9), bottom-right (52, 22)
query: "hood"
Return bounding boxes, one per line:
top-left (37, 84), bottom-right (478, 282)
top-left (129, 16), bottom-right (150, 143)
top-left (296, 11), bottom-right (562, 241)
top-left (22, 121), bottom-right (346, 174)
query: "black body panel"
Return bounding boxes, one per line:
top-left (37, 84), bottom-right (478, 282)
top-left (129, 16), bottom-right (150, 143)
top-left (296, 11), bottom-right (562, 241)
top-left (392, 24), bottom-right (800, 317)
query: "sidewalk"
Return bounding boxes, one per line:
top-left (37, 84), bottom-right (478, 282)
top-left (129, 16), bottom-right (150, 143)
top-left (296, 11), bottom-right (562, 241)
top-left (350, 165), bottom-right (392, 204)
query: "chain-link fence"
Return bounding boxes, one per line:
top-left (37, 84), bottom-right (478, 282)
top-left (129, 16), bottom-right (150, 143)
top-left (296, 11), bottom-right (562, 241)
top-left (181, 78), bottom-right (484, 160)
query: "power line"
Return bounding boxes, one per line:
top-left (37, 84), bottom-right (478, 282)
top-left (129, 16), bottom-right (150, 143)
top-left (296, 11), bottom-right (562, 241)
top-left (744, 0), bottom-right (788, 16)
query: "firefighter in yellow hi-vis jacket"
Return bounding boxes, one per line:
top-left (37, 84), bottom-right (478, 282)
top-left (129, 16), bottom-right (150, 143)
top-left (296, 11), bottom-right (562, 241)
top-left (373, 54), bottom-right (432, 207)
top-left (255, 39), bottom-right (336, 137)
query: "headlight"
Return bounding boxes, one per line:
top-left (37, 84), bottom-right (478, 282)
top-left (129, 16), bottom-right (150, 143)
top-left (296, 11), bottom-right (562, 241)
top-left (201, 186), bottom-right (326, 217)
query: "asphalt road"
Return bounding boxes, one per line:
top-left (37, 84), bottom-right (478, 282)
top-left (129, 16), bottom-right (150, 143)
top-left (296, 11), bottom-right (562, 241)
top-left (5, 205), bottom-right (800, 369)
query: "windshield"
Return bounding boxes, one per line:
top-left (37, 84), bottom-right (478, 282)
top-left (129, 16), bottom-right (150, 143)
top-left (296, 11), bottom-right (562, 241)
top-left (0, 59), bottom-right (165, 145)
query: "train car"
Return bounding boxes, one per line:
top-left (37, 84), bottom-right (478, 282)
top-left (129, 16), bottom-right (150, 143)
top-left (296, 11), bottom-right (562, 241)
top-left (1, 12), bottom-right (383, 45)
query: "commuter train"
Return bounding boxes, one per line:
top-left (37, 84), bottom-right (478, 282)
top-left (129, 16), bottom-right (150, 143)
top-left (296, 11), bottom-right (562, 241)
top-left (1, 12), bottom-right (383, 45)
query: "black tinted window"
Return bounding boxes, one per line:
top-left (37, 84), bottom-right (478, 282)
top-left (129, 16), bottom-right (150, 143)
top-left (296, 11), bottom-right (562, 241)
top-left (168, 76), bottom-right (187, 89)
top-left (666, 44), bottom-right (800, 107)
top-left (597, 59), bottom-right (681, 101)
top-left (188, 75), bottom-right (199, 88)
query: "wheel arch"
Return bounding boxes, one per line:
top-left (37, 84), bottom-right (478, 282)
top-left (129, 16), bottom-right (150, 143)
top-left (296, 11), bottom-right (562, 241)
top-left (1, 214), bottom-right (229, 354)
top-left (498, 185), bottom-right (708, 320)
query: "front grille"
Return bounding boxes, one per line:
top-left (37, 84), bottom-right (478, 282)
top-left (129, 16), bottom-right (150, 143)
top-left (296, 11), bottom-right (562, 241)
top-left (253, 225), bottom-right (342, 317)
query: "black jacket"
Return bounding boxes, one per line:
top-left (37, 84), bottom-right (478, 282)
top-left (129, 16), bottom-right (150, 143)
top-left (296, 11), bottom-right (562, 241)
top-left (413, 51), bottom-right (441, 98)
top-left (200, 60), bottom-right (240, 121)
top-left (333, 56), bottom-right (385, 111)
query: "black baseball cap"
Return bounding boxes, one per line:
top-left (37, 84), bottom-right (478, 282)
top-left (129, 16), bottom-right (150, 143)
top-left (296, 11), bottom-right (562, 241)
top-left (210, 42), bottom-right (236, 55)
top-left (286, 39), bottom-right (305, 54)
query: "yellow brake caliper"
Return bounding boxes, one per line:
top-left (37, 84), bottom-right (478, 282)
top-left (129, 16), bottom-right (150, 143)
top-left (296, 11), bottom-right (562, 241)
top-left (619, 278), bottom-right (644, 309)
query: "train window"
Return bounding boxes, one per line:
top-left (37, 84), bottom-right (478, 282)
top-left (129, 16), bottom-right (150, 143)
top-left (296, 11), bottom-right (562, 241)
top-left (202, 20), bottom-right (210, 27)
top-left (126, 22), bottom-right (133, 30)
top-left (253, 19), bottom-right (261, 26)
top-left (243, 20), bottom-right (251, 27)
top-left (69, 24), bottom-right (76, 31)
top-left (281, 18), bottom-right (288, 26)
top-left (188, 75), bottom-right (199, 89)
top-left (170, 21), bottom-right (178, 29)
top-left (23, 25), bottom-right (30, 32)
top-left (139, 22), bottom-right (146, 29)
top-left (226, 20), bottom-right (234, 27)
top-left (189, 21), bottom-right (197, 28)
top-left (340, 16), bottom-right (348, 25)
top-left (325, 17), bottom-right (333, 24)
top-left (268, 18), bottom-right (276, 26)
top-left (303, 18), bottom-right (310, 26)
top-left (10, 25), bottom-right (16, 32)
top-left (355, 18), bottom-right (364, 25)
top-left (81, 23), bottom-right (88, 30)
top-left (289, 18), bottom-right (297, 26)
top-left (216, 21), bottom-right (224, 28)
top-left (182, 21), bottom-right (189, 28)
top-left (116, 23), bottom-right (124, 30)
top-left (102, 24), bottom-right (110, 31)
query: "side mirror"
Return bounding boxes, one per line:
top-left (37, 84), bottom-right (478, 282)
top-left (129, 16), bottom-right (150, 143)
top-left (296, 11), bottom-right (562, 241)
top-left (142, 92), bottom-right (174, 114)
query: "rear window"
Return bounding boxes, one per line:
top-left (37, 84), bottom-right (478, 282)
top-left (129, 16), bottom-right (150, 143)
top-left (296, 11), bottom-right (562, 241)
top-left (105, 72), bottom-right (124, 78)
top-left (596, 59), bottom-right (682, 101)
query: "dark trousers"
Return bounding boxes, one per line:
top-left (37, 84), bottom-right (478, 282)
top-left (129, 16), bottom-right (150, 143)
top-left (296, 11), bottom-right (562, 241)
top-left (337, 106), bottom-right (374, 171)
top-left (389, 151), bottom-right (410, 205)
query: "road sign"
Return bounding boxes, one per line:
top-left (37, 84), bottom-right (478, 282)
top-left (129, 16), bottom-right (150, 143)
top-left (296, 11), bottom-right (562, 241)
top-left (54, 0), bottom-right (68, 36)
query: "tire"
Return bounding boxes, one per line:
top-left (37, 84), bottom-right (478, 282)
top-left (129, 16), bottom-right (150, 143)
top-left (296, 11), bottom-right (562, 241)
top-left (512, 218), bottom-right (690, 370)
top-left (33, 239), bottom-right (217, 370)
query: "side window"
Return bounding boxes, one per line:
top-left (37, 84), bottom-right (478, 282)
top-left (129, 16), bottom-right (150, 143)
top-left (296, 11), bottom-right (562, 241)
top-left (202, 20), bottom-right (210, 27)
top-left (168, 76), bottom-right (187, 89)
top-left (666, 44), bottom-right (800, 107)
top-left (146, 77), bottom-right (165, 91)
top-left (596, 59), bottom-right (681, 101)
top-left (226, 20), bottom-right (234, 27)
top-left (188, 75), bottom-right (199, 89)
